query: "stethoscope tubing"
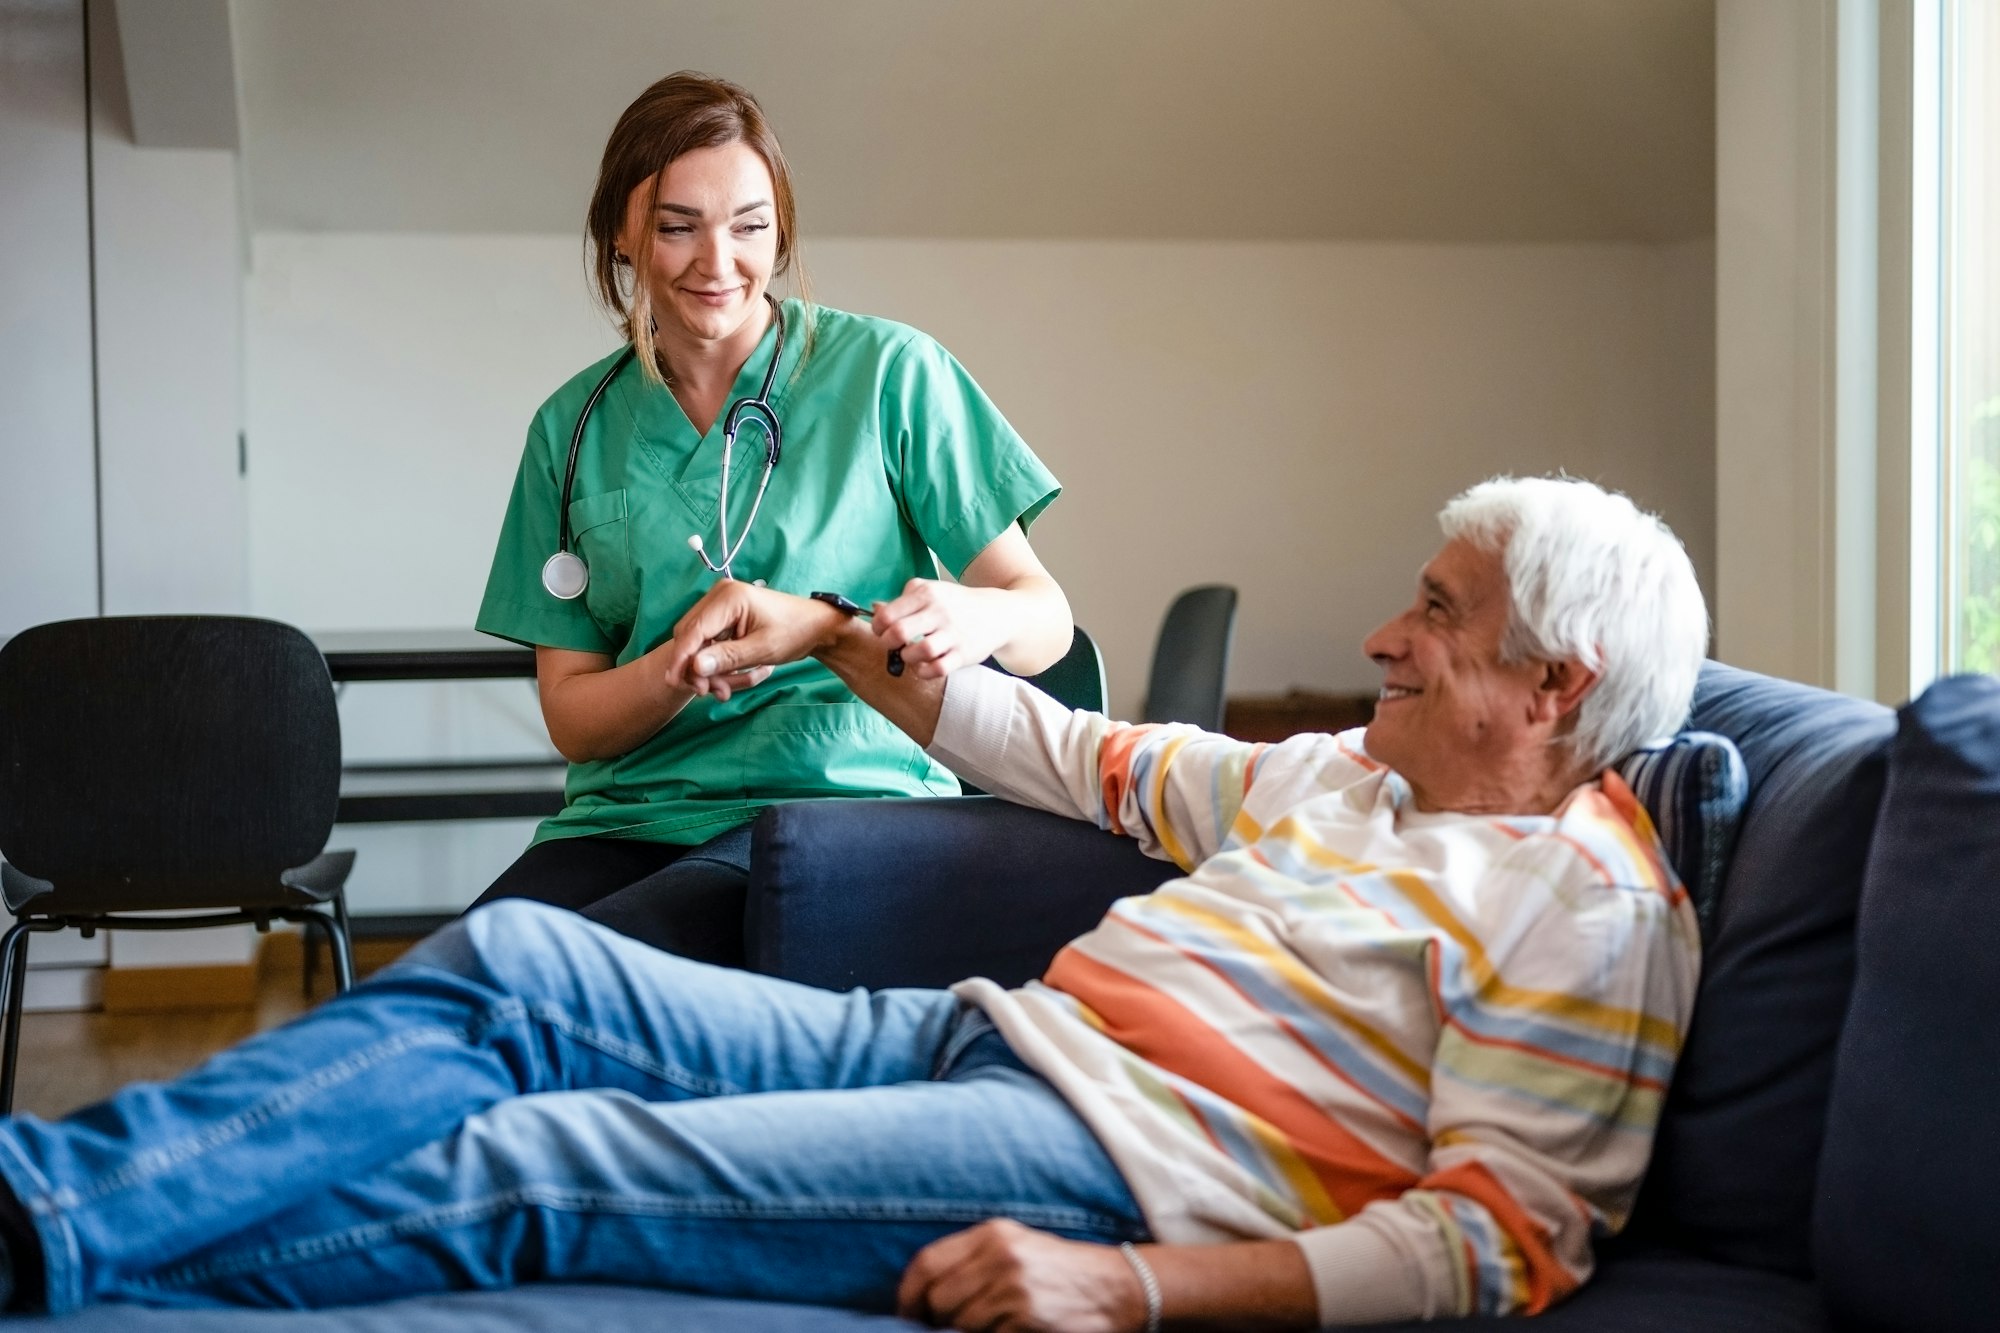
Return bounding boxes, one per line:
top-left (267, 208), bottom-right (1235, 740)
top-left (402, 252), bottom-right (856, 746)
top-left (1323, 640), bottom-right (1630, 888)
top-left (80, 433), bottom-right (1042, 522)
top-left (547, 295), bottom-right (786, 598)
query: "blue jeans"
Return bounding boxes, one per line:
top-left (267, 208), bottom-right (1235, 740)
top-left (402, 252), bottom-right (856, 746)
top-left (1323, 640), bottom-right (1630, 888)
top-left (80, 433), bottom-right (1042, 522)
top-left (0, 901), bottom-right (1145, 1313)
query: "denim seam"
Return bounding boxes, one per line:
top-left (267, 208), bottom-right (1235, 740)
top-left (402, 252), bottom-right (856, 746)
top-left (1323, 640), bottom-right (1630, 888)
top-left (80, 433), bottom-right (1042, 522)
top-left (144, 1186), bottom-right (1139, 1290)
top-left (0, 1126), bottom-right (82, 1315)
top-left (67, 1022), bottom-right (488, 1207)
top-left (526, 1003), bottom-right (740, 1097)
top-left (930, 1008), bottom-right (997, 1081)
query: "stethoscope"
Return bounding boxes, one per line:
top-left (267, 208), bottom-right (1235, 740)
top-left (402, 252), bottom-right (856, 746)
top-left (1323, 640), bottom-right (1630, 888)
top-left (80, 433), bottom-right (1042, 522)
top-left (542, 294), bottom-right (786, 599)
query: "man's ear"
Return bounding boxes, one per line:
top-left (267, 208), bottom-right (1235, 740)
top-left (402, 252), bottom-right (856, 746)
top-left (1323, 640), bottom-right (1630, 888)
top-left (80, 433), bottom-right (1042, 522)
top-left (1533, 657), bottom-right (1601, 728)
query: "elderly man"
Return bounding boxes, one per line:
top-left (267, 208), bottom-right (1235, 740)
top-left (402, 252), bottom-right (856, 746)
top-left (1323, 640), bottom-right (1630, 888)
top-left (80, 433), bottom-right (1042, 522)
top-left (0, 476), bottom-right (1706, 1329)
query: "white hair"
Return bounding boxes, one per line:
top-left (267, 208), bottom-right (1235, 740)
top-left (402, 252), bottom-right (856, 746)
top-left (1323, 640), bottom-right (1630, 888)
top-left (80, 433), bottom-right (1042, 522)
top-left (1439, 475), bottom-right (1708, 772)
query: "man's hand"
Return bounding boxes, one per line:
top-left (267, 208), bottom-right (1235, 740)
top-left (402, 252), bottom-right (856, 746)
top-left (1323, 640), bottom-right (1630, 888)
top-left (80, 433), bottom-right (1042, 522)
top-left (872, 578), bottom-right (1012, 680)
top-left (896, 1220), bottom-right (1147, 1333)
top-left (664, 581), bottom-right (845, 701)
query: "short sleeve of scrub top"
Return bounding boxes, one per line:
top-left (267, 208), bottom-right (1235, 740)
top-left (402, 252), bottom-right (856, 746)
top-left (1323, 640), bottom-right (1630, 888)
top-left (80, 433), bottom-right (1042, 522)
top-left (876, 330), bottom-right (1060, 577)
top-left (476, 412), bottom-right (621, 657)
top-left (473, 303), bottom-right (1060, 847)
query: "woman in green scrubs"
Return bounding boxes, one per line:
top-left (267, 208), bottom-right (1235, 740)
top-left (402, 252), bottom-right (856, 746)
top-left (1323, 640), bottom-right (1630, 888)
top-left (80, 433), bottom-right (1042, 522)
top-left (469, 72), bottom-right (1072, 963)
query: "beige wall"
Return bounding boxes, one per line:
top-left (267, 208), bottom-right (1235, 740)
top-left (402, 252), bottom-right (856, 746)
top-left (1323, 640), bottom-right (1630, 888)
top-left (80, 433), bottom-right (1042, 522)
top-left (248, 232), bottom-right (1715, 720)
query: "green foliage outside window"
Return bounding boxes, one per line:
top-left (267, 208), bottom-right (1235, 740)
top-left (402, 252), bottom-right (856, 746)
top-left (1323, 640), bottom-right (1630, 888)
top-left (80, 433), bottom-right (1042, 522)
top-left (1965, 394), bottom-right (2000, 676)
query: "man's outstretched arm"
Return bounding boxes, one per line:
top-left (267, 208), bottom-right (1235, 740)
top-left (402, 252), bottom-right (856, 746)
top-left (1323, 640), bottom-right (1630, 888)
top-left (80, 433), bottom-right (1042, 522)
top-left (667, 580), bottom-right (1266, 868)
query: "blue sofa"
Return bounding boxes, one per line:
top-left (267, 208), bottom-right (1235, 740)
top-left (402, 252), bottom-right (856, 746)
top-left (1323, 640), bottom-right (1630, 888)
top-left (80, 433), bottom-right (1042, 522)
top-left (19, 661), bottom-right (2000, 1330)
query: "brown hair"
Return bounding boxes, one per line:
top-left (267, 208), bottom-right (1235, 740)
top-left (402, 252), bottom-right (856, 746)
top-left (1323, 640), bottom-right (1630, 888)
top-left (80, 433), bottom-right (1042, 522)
top-left (585, 72), bottom-right (811, 385)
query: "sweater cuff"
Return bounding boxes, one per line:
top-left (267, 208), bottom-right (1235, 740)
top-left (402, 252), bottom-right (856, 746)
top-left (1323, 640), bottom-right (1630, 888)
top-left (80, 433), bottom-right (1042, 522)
top-left (927, 665), bottom-right (1020, 788)
top-left (1291, 1222), bottom-right (1435, 1326)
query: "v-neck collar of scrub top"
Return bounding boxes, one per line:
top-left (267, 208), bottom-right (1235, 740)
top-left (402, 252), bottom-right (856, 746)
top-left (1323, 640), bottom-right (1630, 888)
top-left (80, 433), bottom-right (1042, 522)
top-left (614, 298), bottom-right (806, 531)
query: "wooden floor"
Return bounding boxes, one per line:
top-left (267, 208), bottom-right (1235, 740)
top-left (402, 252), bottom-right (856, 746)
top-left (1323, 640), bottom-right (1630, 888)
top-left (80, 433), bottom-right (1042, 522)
top-left (11, 937), bottom-right (415, 1121)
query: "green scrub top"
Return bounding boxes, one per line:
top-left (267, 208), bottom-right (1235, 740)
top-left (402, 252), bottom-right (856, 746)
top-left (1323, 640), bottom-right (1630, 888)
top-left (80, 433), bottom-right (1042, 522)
top-left (476, 300), bottom-right (1061, 847)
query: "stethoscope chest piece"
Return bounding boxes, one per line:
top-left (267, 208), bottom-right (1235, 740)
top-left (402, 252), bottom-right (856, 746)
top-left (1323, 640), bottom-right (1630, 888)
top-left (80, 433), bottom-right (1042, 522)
top-left (542, 550), bottom-right (589, 600)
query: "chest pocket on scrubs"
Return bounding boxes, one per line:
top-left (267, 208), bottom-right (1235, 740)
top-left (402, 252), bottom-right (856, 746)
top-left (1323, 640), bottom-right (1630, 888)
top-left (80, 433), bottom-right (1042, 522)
top-left (568, 489), bottom-right (636, 632)
top-left (738, 701), bottom-right (956, 800)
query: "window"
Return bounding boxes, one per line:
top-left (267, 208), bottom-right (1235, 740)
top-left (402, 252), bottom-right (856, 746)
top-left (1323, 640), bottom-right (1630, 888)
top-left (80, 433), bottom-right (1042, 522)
top-left (1943, 1), bottom-right (2000, 674)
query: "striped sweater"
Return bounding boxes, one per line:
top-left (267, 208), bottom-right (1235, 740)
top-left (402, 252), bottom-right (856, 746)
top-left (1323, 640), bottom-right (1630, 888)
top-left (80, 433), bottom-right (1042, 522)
top-left (931, 667), bottom-right (1700, 1325)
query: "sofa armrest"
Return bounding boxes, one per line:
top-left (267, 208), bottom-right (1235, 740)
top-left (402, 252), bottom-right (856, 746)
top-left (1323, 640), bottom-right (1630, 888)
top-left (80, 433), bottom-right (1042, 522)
top-left (746, 796), bottom-right (1179, 991)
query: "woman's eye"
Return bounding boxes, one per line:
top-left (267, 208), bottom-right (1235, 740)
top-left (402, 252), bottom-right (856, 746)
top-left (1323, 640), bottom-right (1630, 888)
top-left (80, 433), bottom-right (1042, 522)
top-left (737, 221), bottom-right (770, 235)
top-left (657, 224), bottom-right (691, 236)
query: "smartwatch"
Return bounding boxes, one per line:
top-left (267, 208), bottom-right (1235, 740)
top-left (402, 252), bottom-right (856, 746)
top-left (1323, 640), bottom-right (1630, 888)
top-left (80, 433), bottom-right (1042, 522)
top-left (808, 591), bottom-right (905, 677)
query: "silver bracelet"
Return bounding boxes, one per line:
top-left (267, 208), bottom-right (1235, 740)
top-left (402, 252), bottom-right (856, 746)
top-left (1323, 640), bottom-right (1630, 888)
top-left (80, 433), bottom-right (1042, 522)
top-left (1118, 1241), bottom-right (1163, 1333)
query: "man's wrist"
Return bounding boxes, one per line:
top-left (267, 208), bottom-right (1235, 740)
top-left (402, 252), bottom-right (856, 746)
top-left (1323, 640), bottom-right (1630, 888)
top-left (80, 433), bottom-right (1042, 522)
top-left (804, 591), bottom-right (865, 656)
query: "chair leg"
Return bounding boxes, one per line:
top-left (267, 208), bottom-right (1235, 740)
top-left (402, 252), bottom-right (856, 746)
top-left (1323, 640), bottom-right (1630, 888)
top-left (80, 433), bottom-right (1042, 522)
top-left (328, 889), bottom-right (355, 994)
top-left (0, 923), bottom-right (35, 1115)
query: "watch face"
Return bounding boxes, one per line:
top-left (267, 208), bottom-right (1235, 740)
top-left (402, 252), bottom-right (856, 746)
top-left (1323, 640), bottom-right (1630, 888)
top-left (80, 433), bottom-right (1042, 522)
top-left (809, 591), bottom-right (865, 617)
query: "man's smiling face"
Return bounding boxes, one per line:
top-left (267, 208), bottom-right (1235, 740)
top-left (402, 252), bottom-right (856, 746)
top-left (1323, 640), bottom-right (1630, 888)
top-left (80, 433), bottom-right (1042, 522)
top-left (1360, 538), bottom-right (1557, 812)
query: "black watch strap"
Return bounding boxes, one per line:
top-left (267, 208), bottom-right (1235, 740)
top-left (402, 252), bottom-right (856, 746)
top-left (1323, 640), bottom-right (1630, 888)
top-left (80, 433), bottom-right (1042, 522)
top-left (808, 590), bottom-right (867, 618)
top-left (807, 591), bottom-right (905, 677)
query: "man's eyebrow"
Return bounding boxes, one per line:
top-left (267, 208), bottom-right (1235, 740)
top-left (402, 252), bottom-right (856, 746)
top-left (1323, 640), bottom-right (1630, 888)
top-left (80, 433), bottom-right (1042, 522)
top-left (1421, 575), bottom-right (1457, 609)
top-left (656, 200), bottom-right (772, 218)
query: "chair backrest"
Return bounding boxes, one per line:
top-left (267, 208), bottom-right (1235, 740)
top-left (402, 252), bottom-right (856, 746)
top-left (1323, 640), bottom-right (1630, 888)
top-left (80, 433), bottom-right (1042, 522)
top-left (0, 615), bottom-right (341, 913)
top-left (1000, 626), bottom-right (1107, 714)
top-left (1142, 584), bottom-right (1238, 730)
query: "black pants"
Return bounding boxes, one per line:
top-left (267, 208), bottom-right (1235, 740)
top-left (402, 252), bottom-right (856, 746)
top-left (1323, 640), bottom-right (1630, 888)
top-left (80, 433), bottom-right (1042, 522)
top-left (466, 824), bottom-right (755, 966)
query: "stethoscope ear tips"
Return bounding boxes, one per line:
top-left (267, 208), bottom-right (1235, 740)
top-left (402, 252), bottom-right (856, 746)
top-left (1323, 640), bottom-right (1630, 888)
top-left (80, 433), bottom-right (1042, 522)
top-left (687, 534), bottom-right (706, 552)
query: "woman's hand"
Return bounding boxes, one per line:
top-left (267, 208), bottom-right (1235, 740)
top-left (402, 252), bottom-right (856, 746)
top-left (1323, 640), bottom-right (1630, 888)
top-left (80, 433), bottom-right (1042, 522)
top-left (896, 1220), bottom-right (1147, 1333)
top-left (664, 580), bottom-right (845, 700)
top-left (870, 578), bottom-right (1015, 680)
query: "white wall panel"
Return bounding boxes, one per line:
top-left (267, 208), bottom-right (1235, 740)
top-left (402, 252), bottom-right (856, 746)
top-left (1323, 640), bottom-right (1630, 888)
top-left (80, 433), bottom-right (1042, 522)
top-left (89, 0), bottom-right (247, 616)
top-left (0, 0), bottom-right (100, 637)
top-left (248, 233), bottom-right (1717, 721)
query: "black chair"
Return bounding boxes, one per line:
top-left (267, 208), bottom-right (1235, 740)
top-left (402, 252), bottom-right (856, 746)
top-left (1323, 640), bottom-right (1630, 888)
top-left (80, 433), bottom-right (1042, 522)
top-left (1009, 624), bottom-right (1109, 713)
top-left (1141, 584), bottom-right (1238, 729)
top-left (0, 615), bottom-right (356, 1112)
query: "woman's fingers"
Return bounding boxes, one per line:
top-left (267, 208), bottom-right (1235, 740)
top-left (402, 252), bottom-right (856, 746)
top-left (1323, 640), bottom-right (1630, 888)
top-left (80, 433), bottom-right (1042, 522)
top-left (872, 605), bottom-right (940, 652)
top-left (895, 630), bottom-right (960, 675)
top-left (705, 664), bottom-right (772, 702)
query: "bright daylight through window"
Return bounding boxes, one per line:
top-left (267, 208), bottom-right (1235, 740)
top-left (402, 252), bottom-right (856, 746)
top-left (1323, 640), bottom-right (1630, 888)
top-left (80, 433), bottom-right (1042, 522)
top-left (1946, 0), bottom-right (1999, 674)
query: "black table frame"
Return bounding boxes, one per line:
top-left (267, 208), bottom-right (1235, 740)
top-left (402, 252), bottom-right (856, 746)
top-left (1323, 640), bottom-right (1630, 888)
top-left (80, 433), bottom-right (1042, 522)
top-left (315, 631), bottom-right (564, 938)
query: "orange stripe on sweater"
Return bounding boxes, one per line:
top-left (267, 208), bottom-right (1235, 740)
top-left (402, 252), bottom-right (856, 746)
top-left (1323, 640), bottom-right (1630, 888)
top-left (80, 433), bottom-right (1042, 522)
top-left (1097, 724), bottom-right (1167, 840)
top-left (1111, 910), bottom-right (1432, 1122)
top-left (1045, 947), bottom-right (1421, 1216)
top-left (1423, 1159), bottom-right (1581, 1316)
top-left (1589, 773), bottom-right (1687, 908)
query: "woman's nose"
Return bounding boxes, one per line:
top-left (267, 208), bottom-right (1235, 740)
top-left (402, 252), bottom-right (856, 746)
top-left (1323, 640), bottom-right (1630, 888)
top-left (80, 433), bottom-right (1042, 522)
top-left (694, 231), bottom-right (729, 273)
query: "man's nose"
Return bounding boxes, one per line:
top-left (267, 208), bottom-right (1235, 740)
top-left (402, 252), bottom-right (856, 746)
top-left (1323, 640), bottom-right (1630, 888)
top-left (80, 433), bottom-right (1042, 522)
top-left (1362, 618), bottom-right (1405, 664)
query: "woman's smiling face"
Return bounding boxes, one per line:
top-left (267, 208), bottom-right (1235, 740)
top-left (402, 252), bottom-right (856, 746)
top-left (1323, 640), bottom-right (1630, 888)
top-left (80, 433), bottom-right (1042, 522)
top-left (619, 141), bottom-right (780, 348)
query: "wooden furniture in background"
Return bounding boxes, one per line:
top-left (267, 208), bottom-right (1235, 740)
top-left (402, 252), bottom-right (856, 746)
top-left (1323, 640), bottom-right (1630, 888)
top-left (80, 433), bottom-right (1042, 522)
top-left (1223, 689), bottom-right (1377, 742)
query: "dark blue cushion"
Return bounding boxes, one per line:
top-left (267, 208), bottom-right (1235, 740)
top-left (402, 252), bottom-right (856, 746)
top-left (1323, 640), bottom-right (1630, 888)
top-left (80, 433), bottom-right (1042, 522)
top-left (1358, 1248), bottom-right (1827, 1332)
top-left (747, 796), bottom-right (1178, 991)
top-left (1814, 673), bottom-right (2000, 1332)
top-left (1631, 663), bottom-right (1895, 1275)
top-left (1616, 732), bottom-right (1749, 936)
top-left (9, 1287), bottom-right (919, 1330)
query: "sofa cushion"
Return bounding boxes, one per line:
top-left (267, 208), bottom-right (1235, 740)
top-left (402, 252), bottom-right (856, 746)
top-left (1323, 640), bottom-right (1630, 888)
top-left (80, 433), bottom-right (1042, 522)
top-left (1813, 672), bottom-right (2000, 1332)
top-left (12, 1288), bottom-right (922, 1330)
top-left (749, 796), bottom-right (1178, 991)
top-left (1359, 1247), bottom-right (1828, 1332)
top-left (1616, 731), bottom-right (1750, 935)
top-left (1630, 662), bottom-right (1895, 1275)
